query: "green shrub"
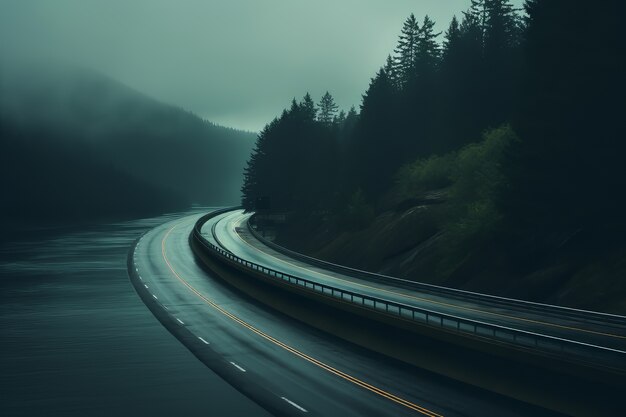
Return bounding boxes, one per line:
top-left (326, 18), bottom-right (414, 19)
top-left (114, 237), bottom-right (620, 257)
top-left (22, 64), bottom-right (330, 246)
top-left (396, 153), bottom-right (455, 199)
top-left (444, 125), bottom-right (517, 251)
top-left (393, 125), bottom-right (518, 277)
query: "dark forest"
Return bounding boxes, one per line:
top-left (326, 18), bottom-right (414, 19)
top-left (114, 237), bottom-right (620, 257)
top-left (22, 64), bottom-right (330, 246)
top-left (241, 0), bottom-right (626, 311)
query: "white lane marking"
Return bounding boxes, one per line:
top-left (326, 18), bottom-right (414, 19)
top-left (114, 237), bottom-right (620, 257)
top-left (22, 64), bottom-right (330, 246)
top-left (230, 362), bottom-right (246, 372)
top-left (152, 294), bottom-right (158, 300)
top-left (281, 397), bottom-right (308, 412)
top-left (138, 276), bottom-right (142, 281)
top-left (176, 318), bottom-right (185, 325)
top-left (198, 337), bottom-right (209, 344)
top-left (144, 284), bottom-right (149, 288)
top-left (163, 305), bottom-right (169, 310)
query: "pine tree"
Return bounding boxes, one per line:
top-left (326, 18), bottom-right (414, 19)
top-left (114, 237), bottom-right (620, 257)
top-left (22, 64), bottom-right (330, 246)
top-left (415, 15), bottom-right (441, 76)
top-left (393, 14), bottom-right (419, 88)
top-left (334, 109), bottom-right (346, 125)
top-left (318, 91), bottom-right (339, 125)
top-left (466, 0), bottom-right (487, 44)
top-left (442, 15), bottom-right (461, 62)
top-left (340, 106), bottom-right (359, 143)
top-left (483, 0), bottom-right (520, 60)
top-left (461, 0), bottom-right (487, 57)
top-left (359, 69), bottom-right (394, 120)
top-left (383, 55), bottom-right (399, 90)
top-left (241, 118), bottom-right (278, 211)
top-left (346, 106), bottom-right (358, 120)
top-left (300, 93), bottom-right (317, 121)
top-left (351, 68), bottom-right (400, 196)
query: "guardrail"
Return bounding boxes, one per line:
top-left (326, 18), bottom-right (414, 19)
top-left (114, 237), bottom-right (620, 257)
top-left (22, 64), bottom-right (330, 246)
top-left (192, 209), bottom-right (626, 374)
top-left (247, 214), bottom-right (626, 328)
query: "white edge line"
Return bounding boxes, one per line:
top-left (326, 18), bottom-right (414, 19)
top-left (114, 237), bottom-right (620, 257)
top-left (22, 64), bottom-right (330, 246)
top-left (229, 361), bottom-right (246, 372)
top-left (176, 318), bottom-right (185, 325)
top-left (281, 397), bottom-right (308, 413)
top-left (198, 337), bottom-right (209, 344)
top-left (152, 294), bottom-right (158, 300)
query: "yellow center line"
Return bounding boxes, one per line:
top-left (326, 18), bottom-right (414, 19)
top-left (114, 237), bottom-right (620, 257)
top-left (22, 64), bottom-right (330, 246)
top-left (160, 222), bottom-right (443, 417)
top-left (226, 212), bottom-right (626, 341)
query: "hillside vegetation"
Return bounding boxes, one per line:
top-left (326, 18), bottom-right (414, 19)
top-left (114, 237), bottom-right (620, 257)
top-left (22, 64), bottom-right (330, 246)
top-left (242, 0), bottom-right (626, 313)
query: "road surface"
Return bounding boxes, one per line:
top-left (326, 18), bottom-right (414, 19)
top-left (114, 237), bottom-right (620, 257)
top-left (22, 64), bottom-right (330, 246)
top-left (129, 211), bottom-right (559, 417)
top-left (206, 210), bottom-right (626, 352)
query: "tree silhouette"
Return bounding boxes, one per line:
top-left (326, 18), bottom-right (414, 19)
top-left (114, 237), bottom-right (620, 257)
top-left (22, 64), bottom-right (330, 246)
top-left (393, 13), bottom-right (420, 88)
top-left (415, 15), bottom-right (441, 78)
top-left (300, 92), bottom-right (317, 121)
top-left (442, 16), bottom-right (461, 62)
top-left (383, 55), bottom-right (399, 90)
top-left (317, 91), bottom-right (339, 125)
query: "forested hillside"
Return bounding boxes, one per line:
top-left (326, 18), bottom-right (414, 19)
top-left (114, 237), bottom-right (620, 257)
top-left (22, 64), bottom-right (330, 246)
top-left (0, 65), bottom-right (255, 233)
top-left (241, 0), bottom-right (626, 312)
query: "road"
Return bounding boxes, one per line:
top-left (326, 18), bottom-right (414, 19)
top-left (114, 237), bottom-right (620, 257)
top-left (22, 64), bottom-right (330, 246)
top-left (206, 210), bottom-right (626, 352)
top-left (129, 211), bottom-right (559, 417)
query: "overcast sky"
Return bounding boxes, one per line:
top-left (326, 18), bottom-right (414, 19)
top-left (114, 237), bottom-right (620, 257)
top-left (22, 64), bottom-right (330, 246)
top-left (0, 0), bottom-right (523, 132)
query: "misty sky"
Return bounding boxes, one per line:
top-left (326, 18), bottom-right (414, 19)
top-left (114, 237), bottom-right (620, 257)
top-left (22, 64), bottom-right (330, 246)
top-left (1, 0), bottom-right (523, 132)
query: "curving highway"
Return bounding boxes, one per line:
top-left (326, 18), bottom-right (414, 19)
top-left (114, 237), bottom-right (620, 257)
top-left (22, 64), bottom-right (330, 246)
top-left (206, 209), bottom-right (626, 353)
top-left (128, 211), bottom-right (561, 417)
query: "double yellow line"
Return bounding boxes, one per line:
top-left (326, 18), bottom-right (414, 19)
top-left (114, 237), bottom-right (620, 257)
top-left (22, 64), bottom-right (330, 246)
top-left (161, 223), bottom-right (443, 417)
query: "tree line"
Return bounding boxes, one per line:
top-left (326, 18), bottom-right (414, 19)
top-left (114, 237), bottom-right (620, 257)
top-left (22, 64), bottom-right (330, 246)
top-left (242, 0), bottom-right (625, 255)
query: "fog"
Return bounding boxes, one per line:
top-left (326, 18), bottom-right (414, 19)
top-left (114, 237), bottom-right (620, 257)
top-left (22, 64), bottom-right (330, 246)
top-left (0, 0), bottom-right (521, 132)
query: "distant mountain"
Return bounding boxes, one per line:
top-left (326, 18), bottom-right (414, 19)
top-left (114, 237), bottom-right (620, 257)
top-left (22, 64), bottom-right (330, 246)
top-left (0, 64), bottom-right (255, 229)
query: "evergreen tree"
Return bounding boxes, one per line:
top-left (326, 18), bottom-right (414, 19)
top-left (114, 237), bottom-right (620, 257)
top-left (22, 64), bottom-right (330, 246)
top-left (345, 106), bottom-right (358, 121)
top-left (318, 91), bottom-right (339, 125)
top-left (482, 0), bottom-right (522, 125)
top-left (341, 107), bottom-right (358, 136)
top-left (442, 15), bottom-right (461, 62)
top-left (300, 92), bottom-right (317, 122)
top-left (334, 109), bottom-right (346, 125)
top-left (415, 15), bottom-right (441, 76)
top-left (465, 0), bottom-right (487, 44)
top-left (438, 14), bottom-right (480, 151)
top-left (484, 0), bottom-right (520, 59)
top-left (350, 68), bottom-right (399, 197)
top-left (393, 14), bottom-right (420, 88)
top-left (399, 15), bottom-right (441, 157)
top-left (241, 118), bottom-right (279, 211)
top-left (384, 55), bottom-right (399, 90)
top-left (460, 4), bottom-right (485, 58)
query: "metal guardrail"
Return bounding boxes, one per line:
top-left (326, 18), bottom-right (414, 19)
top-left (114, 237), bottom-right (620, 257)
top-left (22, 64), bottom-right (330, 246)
top-left (247, 214), bottom-right (626, 328)
top-left (192, 210), bottom-right (626, 373)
